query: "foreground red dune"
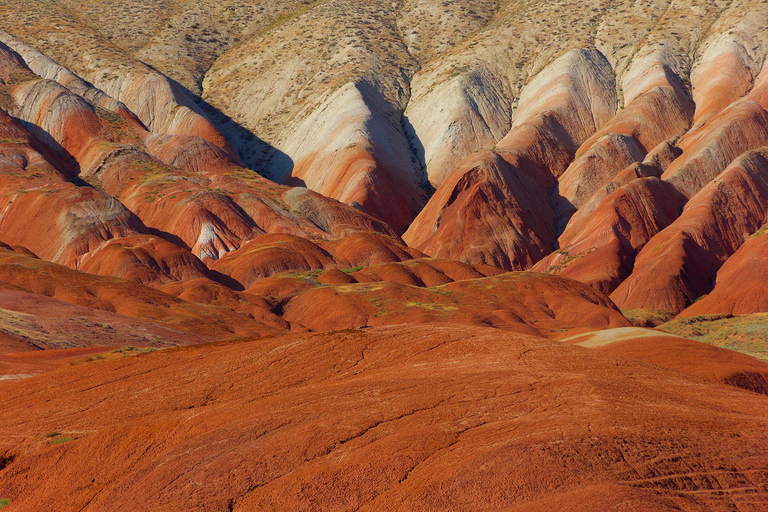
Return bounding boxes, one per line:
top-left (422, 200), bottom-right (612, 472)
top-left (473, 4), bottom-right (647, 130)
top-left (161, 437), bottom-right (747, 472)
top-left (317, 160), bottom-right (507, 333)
top-left (0, 325), bottom-right (766, 511)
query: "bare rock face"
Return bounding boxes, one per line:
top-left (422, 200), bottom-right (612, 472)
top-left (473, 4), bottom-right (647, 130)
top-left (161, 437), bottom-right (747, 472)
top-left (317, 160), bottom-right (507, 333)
top-left (404, 66), bottom-right (512, 188)
top-left (553, 44), bottom-right (694, 229)
top-left (3, 4), bottom-right (768, 510)
top-left (403, 150), bottom-right (557, 269)
top-left (0, 35), bottom-right (417, 302)
top-left (556, 133), bottom-right (646, 217)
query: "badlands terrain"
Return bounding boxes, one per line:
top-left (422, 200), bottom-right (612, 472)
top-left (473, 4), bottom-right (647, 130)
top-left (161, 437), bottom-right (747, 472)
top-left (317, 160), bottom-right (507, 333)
top-left (0, 0), bottom-right (767, 510)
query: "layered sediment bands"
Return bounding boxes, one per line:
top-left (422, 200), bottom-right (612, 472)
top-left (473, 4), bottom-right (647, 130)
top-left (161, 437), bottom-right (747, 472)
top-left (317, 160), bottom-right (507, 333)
top-left (277, 186), bottom-right (397, 238)
top-left (680, 225), bottom-right (768, 316)
top-left (210, 232), bottom-right (422, 289)
top-left (9, 78), bottom-right (111, 170)
top-left (0, 38), bottom-right (410, 284)
top-left (0, 112), bottom-right (218, 286)
top-left (0, 246), bottom-right (284, 338)
top-left (500, 48), bottom-right (616, 159)
top-left (92, 68), bottom-right (237, 157)
top-left (662, 63), bottom-right (768, 198)
top-left (87, 149), bottom-right (257, 261)
top-left (612, 150), bottom-right (768, 313)
top-left (3, 4), bottom-right (768, 508)
top-left (143, 133), bottom-right (240, 174)
top-left (269, 81), bottom-right (426, 233)
top-left (534, 178), bottom-right (687, 296)
top-left (554, 46), bottom-right (694, 226)
top-left (405, 49), bottom-right (616, 269)
top-left (403, 150), bottom-right (556, 269)
top-left (0, 112), bottom-right (135, 263)
top-left (556, 133), bottom-right (645, 216)
top-left (78, 236), bottom-right (213, 286)
top-left (555, 141), bottom-right (680, 248)
top-left (690, 35), bottom-right (757, 130)
top-left (404, 66), bottom-right (512, 188)
top-left (662, 100), bottom-right (768, 198)
top-left (0, 31), bottom-right (126, 113)
top-left (0, 28), bottom-right (235, 159)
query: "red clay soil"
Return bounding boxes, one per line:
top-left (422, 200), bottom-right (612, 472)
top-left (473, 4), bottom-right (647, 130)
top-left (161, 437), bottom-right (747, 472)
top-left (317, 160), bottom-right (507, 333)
top-left (0, 247), bottom-right (283, 339)
top-left (585, 331), bottom-right (768, 395)
top-left (283, 272), bottom-right (631, 335)
top-left (0, 290), bottom-right (211, 351)
top-left (403, 149), bottom-right (557, 270)
top-left (0, 324), bottom-right (766, 511)
top-left (0, 346), bottom-right (112, 380)
top-left (612, 149), bottom-right (768, 313)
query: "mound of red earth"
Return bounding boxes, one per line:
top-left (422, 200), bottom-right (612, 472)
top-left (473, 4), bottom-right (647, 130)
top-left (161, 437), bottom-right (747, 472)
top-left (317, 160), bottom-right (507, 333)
top-left (0, 245), bottom-right (285, 340)
top-left (1, 324), bottom-right (767, 511)
top-left (679, 225), bottom-right (768, 316)
top-left (564, 327), bottom-right (768, 395)
top-left (282, 272), bottom-right (630, 334)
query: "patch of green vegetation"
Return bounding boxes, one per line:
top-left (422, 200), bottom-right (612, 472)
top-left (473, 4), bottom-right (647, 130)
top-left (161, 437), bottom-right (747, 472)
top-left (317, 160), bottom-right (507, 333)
top-left (341, 266), bottom-right (362, 274)
top-left (70, 354), bottom-right (106, 366)
top-left (0, 498), bottom-right (10, 509)
top-left (257, 0), bottom-right (328, 37)
top-left (112, 346), bottom-right (156, 357)
top-left (544, 247), bottom-right (597, 274)
top-left (4, 72), bottom-right (36, 86)
top-left (621, 309), bottom-right (675, 328)
top-left (50, 437), bottom-right (74, 445)
top-left (659, 313), bottom-right (768, 361)
top-left (281, 269), bottom-right (324, 284)
top-left (404, 301), bottom-right (457, 312)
